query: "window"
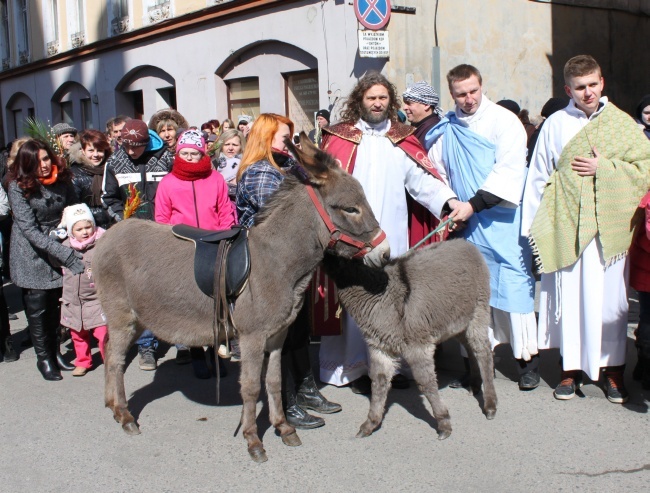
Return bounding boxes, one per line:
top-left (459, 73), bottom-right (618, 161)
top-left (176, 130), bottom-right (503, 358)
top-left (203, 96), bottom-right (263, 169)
top-left (111, 0), bottom-right (130, 35)
top-left (60, 101), bottom-right (73, 124)
top-left (0, 1), bottom-right (10, 67)
top-left (81, 98), bottom-right (93, 129)
top-left (286, 71), bottom-right (319, 134)
top-left (69, 0), bottom-right (85, 47)
top-left (45, 0), bottom-right (60, 55)
top-left (227, 78), bottom-right (260, 121)
top-left (15, 0), bottom-right (29, 62)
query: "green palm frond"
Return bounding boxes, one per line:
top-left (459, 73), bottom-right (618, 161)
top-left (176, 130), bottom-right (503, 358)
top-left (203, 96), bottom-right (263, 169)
top-left (23, 117), bottom-right (52, 140)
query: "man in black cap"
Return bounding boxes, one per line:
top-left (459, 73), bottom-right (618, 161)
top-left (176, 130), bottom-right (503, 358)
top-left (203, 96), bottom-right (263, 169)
top-left (402, 81), bottom-right (443, 147)
top-left (310, 109), bottom-right (330, 145)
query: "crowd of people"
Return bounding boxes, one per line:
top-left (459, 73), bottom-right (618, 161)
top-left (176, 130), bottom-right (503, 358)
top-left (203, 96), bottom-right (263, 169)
top-left (0, 53), bottom-right (649, 431)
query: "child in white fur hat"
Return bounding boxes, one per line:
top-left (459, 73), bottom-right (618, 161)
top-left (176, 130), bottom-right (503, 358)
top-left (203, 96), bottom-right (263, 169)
top-left (58, 203), bottom-right (107, 376)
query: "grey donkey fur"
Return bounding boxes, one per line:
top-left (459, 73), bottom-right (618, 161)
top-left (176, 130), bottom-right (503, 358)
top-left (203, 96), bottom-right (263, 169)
top-left (93, 134), bottom-right (389, 463)
top-left (322, 238), bottom-right (497, 440)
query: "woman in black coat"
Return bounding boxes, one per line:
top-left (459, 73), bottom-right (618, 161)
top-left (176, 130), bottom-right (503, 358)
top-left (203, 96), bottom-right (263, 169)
top-left (7, 139), bottom-right (84, 380)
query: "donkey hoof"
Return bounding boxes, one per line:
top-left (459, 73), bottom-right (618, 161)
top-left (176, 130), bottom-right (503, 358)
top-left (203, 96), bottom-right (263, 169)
top-left (485, 409), bottom-right (497, 420)
top-left (122, 422), bottom-right (141, 435)
top-left (437, 429), bottom-right (452, 440)
top-left (281, 431), bottom-right (302, 447)
top-left (248, 446), bottom-right (268, 463)
top-left (356, 428), bottom-right (372, 438)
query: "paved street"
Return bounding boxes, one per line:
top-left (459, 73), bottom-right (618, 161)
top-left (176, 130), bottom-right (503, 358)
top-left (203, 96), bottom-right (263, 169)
top-left (1, 282), bottom-right (649, 492)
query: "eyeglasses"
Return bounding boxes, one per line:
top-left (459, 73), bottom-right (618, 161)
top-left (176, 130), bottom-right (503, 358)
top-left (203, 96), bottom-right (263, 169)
top-left (179, 150), bottom-right (202, 159)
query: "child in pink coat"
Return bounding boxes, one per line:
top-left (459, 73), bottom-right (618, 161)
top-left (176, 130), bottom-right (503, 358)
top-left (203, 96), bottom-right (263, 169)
top-left (155, 129), bottom-right (236, 378)
top-left (59, 203), bottom-right (107, 376)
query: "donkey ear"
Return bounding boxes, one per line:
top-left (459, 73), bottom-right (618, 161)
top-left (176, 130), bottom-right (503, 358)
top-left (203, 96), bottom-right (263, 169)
top-left (289, 132), bottom-right (331, 186)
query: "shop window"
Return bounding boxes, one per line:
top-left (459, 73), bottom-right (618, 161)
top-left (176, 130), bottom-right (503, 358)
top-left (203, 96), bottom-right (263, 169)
top-left (227, 78), bottom-right (260, 122)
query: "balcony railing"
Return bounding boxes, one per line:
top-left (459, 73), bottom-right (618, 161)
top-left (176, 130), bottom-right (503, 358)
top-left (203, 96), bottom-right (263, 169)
top-left (71, 31), bottom-right (85, 48)
top-left (18, 50), bottom-right (29, 65)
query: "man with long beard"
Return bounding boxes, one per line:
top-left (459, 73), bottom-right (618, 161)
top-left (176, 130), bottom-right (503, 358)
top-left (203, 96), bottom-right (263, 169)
top-left (317, 72), bottom-right (459, 394)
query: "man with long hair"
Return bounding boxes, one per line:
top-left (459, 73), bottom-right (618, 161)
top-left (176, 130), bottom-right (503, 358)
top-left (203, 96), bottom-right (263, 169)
top-left (317, 72), bottom-right (458, 394)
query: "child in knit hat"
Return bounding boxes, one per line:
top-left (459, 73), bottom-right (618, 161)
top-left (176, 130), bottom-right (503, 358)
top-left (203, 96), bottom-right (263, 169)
top-left (155, 129), bottom-right (236, 379)
top-left (58, 203), bottom-right (107, 376)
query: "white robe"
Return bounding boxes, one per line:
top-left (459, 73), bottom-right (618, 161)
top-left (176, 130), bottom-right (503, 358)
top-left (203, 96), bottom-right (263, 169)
top-left (427, 96), bottom-right (538, 360)
top-left (521, 97), bottom-right (629, 381)
top-left (319, 119), bottom-right (456, 386)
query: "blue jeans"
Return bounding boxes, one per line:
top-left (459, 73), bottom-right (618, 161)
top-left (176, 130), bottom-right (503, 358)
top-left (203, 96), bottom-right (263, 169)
top-left (137, 330), bottom-right (158, 350)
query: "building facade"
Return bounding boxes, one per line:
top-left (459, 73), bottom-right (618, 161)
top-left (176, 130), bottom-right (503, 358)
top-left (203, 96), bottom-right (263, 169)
top-left (0, 0), bottom-right (647, 145)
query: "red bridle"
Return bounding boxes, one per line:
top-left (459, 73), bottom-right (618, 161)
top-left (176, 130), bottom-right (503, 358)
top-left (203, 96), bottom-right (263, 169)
top-left (305, 184), bottom-right (387, 259)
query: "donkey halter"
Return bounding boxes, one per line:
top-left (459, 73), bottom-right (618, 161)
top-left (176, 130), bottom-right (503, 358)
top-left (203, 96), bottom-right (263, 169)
top-left (305, 184), bottom-right (386, 259)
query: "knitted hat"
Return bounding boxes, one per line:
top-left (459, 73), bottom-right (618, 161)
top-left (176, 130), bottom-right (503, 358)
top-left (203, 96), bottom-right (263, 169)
top-left (176, 129), bottom-right (206, 155)
top-left (237, 115), bottom-right (253, 126)
top-left (58, 203), bottom-right (95, 236)
top-left (403, 81), bottom-right (443, 117)
top-left (51, 122), bottom-right (78, 137)
top-left (121, 120), bottom-right (150, 147)
top-left (496, 99), bottom-right (521, 115)
top-left (316, 109), bottom-right (330, 123)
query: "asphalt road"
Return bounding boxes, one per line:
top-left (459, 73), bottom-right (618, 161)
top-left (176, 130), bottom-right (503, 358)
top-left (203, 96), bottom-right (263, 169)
top-left (1, 282), bottom-right (648, 492)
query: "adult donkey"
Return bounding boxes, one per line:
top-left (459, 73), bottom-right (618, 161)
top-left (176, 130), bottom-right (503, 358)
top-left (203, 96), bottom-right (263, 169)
top-left (94, 135), bottom-right (389, 463)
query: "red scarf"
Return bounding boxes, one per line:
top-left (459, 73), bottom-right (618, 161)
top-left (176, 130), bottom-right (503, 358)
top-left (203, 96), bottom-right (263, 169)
top-left (171, 154), bottom-right (212, 181)
top-left (38, 164), bottom-right (59, 185)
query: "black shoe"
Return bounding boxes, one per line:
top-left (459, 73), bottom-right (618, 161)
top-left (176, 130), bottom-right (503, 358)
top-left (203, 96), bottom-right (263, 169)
top-left (56, 351), bottom-right (75, 371)
top-left (449, 356), bottom-right (471, 389)
top-left (1, 337), bottom-right (18, 362)
top-left (604, 367), bottom-right (629, 404)
top-left (350, 375), bottom-right (372, 395)
top-left (175, 347), bottom-right (191, 365)
top-left (20, 336), bottom-right (33, 348)
top-left (391, 374), bottom-right (410, 389)
top-left (518, 369), bottom-right (540, 390)
top-left (138, 346), bottom-right (157, 371)
top-left (554, 371), bottom-right (581, 400)
top-left (296, 389), bottom-right (342, 414)
top-left (285, 404), bottom-right (325, 429)
top-left (37, 359), bottom-right (62, 381)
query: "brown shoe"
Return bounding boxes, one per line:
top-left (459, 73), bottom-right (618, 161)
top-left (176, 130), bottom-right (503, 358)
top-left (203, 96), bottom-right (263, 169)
top-left (72, 366), bottom-right (88, 377)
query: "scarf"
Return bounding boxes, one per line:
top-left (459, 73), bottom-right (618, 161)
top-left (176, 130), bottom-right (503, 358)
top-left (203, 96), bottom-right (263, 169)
top-left (530, 103), bottom-right (650, 273)
top-left (171, 154), bottom-right (212, 181)
top-left (38, 164), bottom-right (58, 185)
top-left (79, 162), bottom-right (105, 207)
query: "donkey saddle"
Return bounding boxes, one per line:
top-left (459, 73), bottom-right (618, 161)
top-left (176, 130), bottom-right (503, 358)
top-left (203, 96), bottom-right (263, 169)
top-left (171, 224), bottom-right (250, 299)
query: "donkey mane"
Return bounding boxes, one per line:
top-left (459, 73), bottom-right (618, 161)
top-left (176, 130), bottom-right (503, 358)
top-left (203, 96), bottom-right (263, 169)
top-left (253, 173), bottom-right (303, 227)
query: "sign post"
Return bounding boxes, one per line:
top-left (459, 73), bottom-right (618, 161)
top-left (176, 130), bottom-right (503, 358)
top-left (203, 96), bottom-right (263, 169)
top-left (354, 0), bottom-right (391, 59)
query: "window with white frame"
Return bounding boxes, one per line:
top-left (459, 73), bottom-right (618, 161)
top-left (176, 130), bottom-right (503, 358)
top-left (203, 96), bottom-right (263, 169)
top-left (66, 0), bottom-right (85, 48)
top-left (110, 0), bottom-right (130, 35)
top-left (0, 1), bottom-right (10, 69)
top-left (44, 0), bottom-right (60, 56)
top-left (14, 0), bottom-right (30, 64)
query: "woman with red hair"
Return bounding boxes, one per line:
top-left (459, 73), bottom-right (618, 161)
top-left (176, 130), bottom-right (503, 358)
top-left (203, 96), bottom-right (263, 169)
top-left (236, 113), bottom-right (342, 430)
top-left (69, 129), bottom-right (113, 229)
top-left (6, 139), bottom-right (82, 380)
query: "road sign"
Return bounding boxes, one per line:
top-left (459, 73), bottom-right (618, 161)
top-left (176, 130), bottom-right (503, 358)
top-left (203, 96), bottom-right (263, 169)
top-left (358, 30), bottom-right (389, 58)
top-left (354, 0), bottom-right (391, 30)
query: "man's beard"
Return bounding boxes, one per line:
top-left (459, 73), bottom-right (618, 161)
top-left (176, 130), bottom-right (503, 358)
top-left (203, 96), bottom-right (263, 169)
top-left (361, 106), bottom-right (389, 124)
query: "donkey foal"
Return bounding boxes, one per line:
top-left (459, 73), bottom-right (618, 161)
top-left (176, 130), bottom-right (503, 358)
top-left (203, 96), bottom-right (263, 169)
top-left (323, 239), bottom-right (497, 440)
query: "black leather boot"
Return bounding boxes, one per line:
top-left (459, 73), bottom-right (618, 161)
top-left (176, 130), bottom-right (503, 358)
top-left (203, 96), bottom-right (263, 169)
top-left (292, 344), bottom-right (341, 414)
top-left (282, 350), bottom-right (324, 429)
top-left (517, 354), bottom-right (541, 390)
top-left (449, 357), bottom-right (471, 389)
top-left (23, 289), bottom-right (61, 381)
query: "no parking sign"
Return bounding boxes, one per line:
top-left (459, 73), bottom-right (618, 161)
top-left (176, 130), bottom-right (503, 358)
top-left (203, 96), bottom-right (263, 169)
top-left (354, 0), bottom-right (391, 30)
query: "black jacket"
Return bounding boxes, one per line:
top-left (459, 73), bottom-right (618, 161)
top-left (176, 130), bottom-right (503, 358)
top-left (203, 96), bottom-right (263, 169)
top-left (102, 146), bottom-right (173, 221)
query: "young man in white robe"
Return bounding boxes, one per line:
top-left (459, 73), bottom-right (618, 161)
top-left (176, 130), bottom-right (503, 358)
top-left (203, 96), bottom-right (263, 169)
top-left (426, 64), bottom-right (539, 391)
top-left (317, 72), bottom-right (459, 394)
top-left (522, 55), bottom-right (650, 403)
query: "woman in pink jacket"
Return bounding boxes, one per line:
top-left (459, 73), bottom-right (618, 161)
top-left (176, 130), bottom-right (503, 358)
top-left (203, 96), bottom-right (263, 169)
top-left (155, 129), bottom-right (236, 378)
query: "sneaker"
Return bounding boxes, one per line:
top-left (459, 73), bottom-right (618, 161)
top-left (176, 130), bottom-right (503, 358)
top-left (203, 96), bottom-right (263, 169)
top-left (72, 366), bottom-right (88, 377)
top-left (604, 370), bottom-right (629, 404)
top-left (230, 339), bottom-right (241, 362)
top-left (553, 371), bottom-right (581, 400)
top-left (175, 347), bottom-right (191, 365)
top-left (138, 346), bottom-right (157, 371)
